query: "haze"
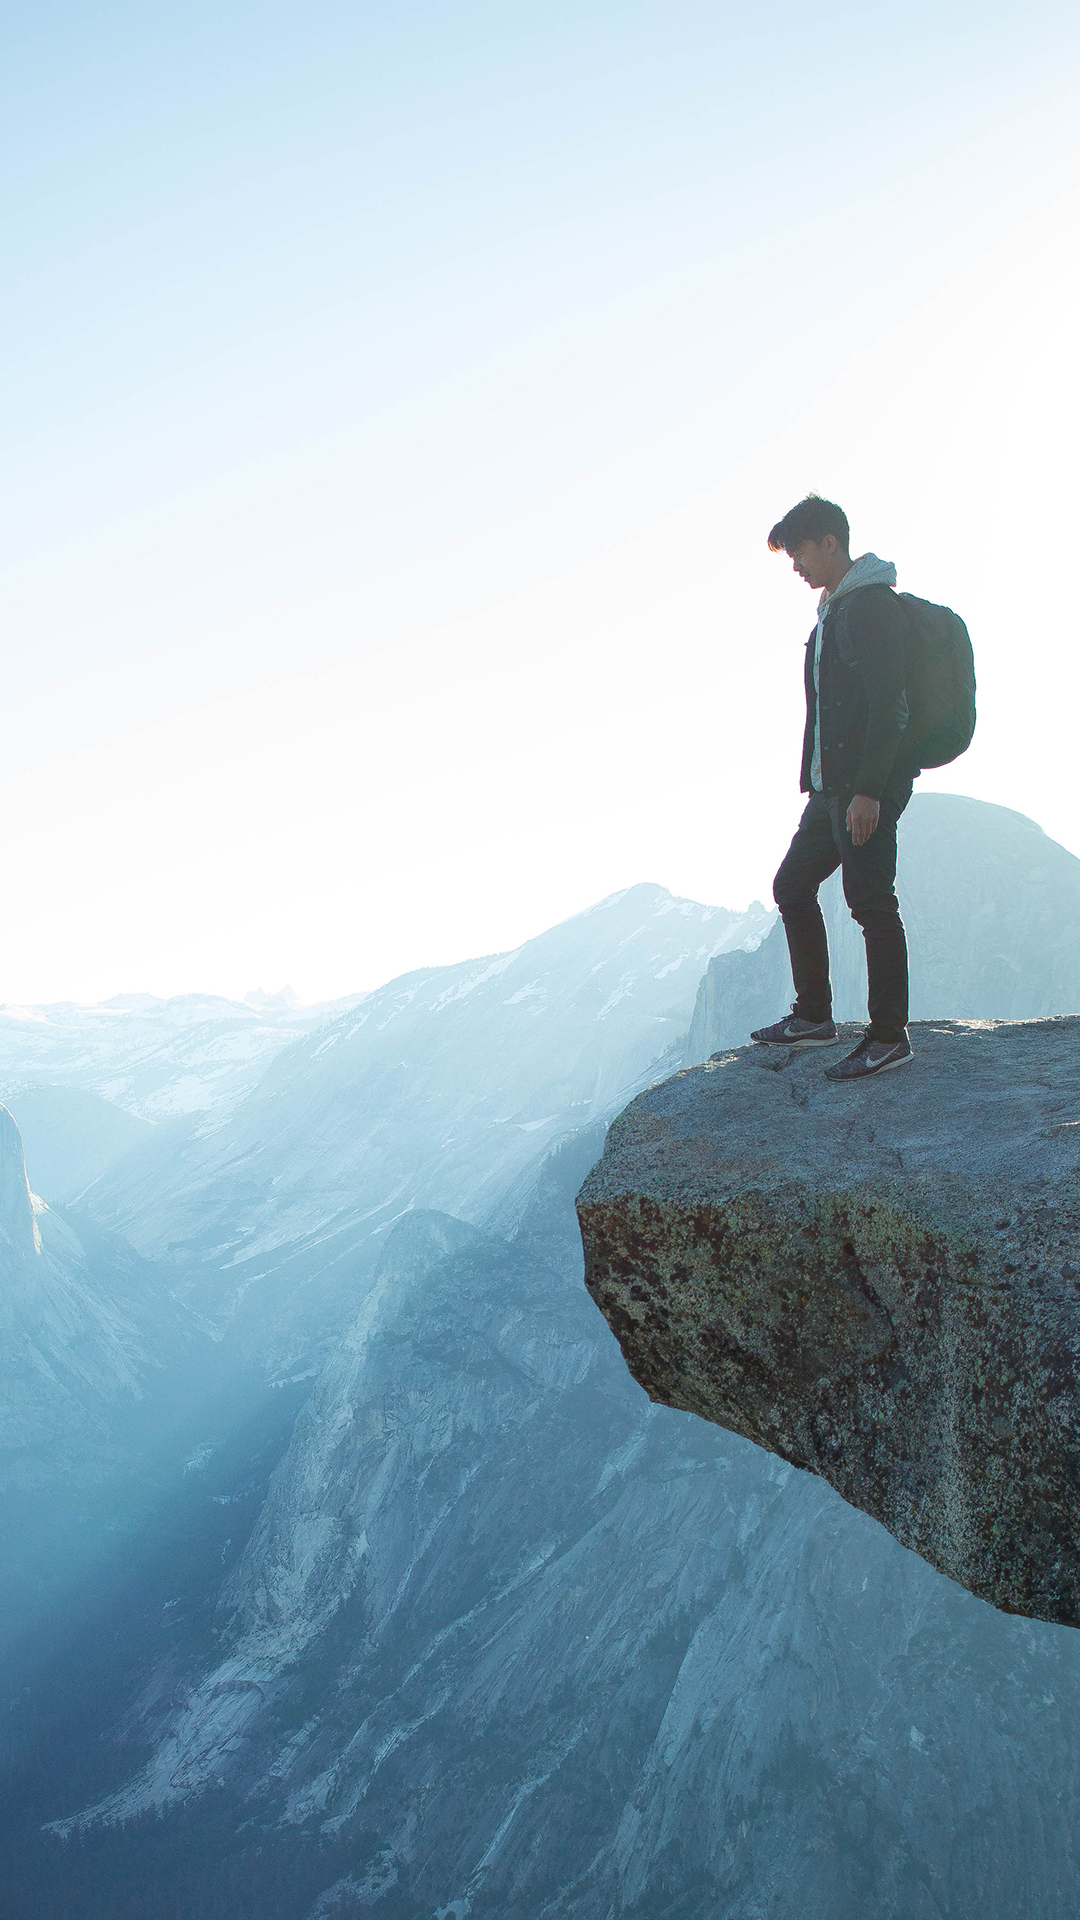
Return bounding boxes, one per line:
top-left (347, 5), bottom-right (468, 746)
top-left (5, 2), bottom-right (1079, 1002)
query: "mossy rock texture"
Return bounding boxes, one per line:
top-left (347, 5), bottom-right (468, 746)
top-left (577, 1018), bottom-right (1080, 1625)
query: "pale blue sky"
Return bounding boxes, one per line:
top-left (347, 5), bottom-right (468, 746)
top-left (4, 4), bottom-right (1080, 999)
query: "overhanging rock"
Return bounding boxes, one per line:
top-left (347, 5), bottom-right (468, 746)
top-left (576, 1019), bottom-right (1080, 1625)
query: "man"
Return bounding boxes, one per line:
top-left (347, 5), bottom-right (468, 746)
top-left (752, 494), bottom-right (916, 1079)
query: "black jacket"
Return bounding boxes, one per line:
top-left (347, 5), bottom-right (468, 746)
top-left (800, 584), bottom-right (913, 799)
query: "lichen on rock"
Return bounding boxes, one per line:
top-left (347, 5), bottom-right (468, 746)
top-left (576, 1018), bottom-right (1080, 1625)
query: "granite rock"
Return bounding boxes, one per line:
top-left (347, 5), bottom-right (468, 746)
top-left (577, 1018), bottom-right (1080, 1624)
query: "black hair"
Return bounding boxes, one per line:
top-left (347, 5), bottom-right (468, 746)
top-left (767, 494), bottom-right (850, 555)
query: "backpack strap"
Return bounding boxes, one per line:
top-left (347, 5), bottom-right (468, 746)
top-left (831, 585), bottom-right (900, 666)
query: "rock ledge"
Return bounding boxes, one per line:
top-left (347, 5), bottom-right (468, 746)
top-left (577, 1019), bottom-right (1080, 1624)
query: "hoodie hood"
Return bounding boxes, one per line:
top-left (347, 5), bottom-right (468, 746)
top-left (819, 551), bottom-right (896, 612)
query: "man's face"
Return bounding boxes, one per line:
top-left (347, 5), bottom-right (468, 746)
top-left (789, 536), bottom-right (836, 591)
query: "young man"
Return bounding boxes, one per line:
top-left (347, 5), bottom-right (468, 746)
top-left (752, 494), bottom-right (916, 1079)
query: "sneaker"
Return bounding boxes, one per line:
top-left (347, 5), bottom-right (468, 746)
top-left (750, 1007), bottom-right (839, 1049)
top-left (824, 1031), bottom-right (914, 1080)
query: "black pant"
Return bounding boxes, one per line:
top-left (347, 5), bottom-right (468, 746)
top-left (772, 783), bottom-right (912, 1044)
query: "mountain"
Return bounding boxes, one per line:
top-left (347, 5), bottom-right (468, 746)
top-left (7, 804), bottom-right (1080, 1918)
top-left (0, 1103), bottom-right (178, 1473)
top-left (0, 990), bottom-right (357, 1126)
top-left (0, 1083), bottom-right (153, 1204)
top-left (0, 990), bottom-right (365, 1210)
top-left (686, 793), bottom-right (1080, 1062)
top-left (0, 990), bottom-right (374, 1198)
top-left (0, 1099), bottom-right (208, 1648)
top-left (31, 1140), bottom-right (1080, 1920)
top-left (76, 885), bottom-right (771, 1358)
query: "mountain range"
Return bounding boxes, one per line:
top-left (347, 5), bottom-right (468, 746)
top-left (4, 793), bottom-right (1080, 1920)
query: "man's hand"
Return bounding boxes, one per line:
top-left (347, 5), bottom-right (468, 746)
top-left (846, 794), bottom-right (880, 846)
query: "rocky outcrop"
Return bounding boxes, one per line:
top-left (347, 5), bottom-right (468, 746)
top-left (578, 1018), bottom-right (1080, 1625)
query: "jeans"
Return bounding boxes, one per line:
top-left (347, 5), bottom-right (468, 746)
top-left (772, 781), bottom-right (912, 1044)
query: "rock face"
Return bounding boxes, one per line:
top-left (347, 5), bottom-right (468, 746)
top-left (578, 1018), bottom-right (1080, 1626)
top-left (0, 1100), bottom-right (183, 1464)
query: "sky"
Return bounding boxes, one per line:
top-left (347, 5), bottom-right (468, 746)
top-left (4, 1), bottom-right (1080, 1003)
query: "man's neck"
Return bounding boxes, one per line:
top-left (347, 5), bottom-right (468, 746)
top-left (822, 555), bottom-right (853, 598)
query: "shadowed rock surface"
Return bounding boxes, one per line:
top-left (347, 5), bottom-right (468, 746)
top-left (578, 1018), bottom-right (1080, 1625)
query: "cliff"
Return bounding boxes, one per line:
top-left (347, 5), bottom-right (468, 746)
top-left (0, 1098), bottom-right (192, 1490)
top-left (577, 1018), bottom-right (1080, 1626)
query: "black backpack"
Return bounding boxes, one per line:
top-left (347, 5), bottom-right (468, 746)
top-left (897, 593), bottom-right (976, 770)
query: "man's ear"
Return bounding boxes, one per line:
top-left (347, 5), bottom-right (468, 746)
top-left (821, 533), bottom-right (837, 558)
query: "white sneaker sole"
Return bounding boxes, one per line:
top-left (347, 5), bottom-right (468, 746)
top-left (752, 1034), bottom-right (840, 1049)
